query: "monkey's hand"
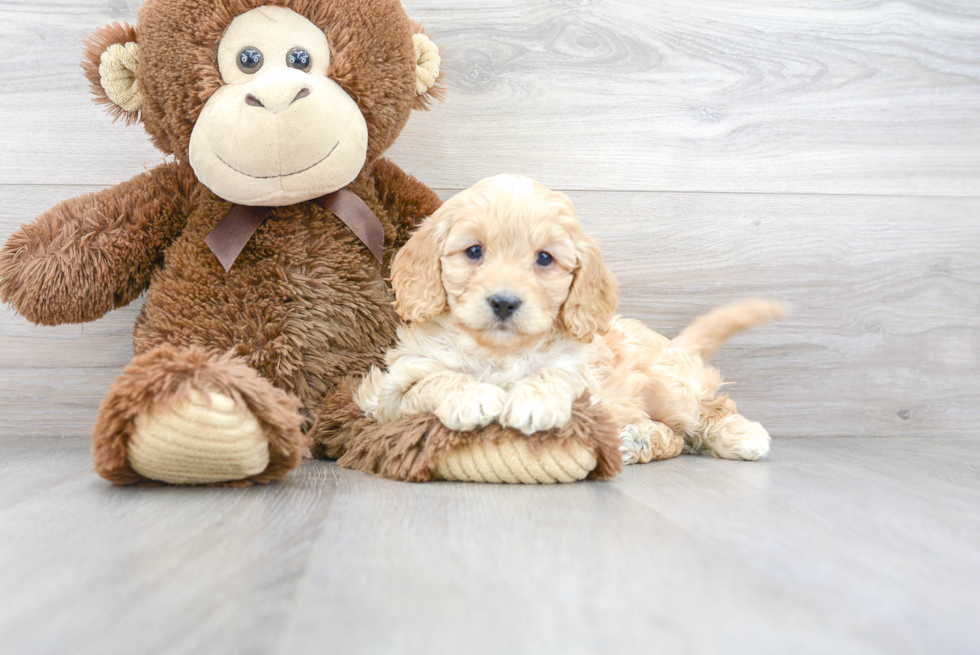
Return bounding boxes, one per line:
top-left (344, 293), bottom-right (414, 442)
top-left (0, 162), bottom-right (192, 325)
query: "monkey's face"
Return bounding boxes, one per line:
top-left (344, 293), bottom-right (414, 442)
top-left (188, 6), bottom-right (368, 206)
top-left (82, 0), bottom-right (444, 209)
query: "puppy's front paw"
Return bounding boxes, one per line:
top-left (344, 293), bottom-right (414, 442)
top-left (499, 385), bottom-right (573, 435)
top-left (434, 383), bottom-right (507, 432)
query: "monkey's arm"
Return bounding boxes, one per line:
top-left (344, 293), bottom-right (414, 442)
top-left (0, 162), bottom-right (193, 326)
top-left (372, 157), bottom-right (443, 251)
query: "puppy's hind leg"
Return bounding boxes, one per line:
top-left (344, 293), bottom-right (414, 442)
top-left (700, 412), bottom-right (771, 461)
top-left (619, 418), bottom-right (684, 465)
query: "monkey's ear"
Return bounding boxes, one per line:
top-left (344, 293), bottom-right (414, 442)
top-left (82, 22), bottom-right (142, 124)
top-left (411, 23), bottom-right (445, 110)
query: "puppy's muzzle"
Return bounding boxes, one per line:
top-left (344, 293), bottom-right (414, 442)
top-left (488, 294), bottom-right (522, 321)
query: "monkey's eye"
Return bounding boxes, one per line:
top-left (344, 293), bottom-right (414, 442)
top-left (465, 245), bottom-right (483, 261)
top-left (536, 251), bottom-right (554, 267)
top-left (286, 48), bottom-right (312, 71)
top-left (237, 47), bottom-right (264, 73)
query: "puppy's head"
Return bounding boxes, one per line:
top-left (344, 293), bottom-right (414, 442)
top-left (391, 175), bottom-right (619, 350)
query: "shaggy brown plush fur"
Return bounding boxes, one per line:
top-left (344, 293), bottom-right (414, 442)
top-left (0, 0), bottom-right (444, 484)
top-left (312, 377), bottom-right (623, 482)
top-left (0, 163), bottom-right (194, 326)
top-left (93, 344), bottom-right (306, 485)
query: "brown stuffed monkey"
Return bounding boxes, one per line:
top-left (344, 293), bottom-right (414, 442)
top-left (0, 0), bottom-right (450, 485)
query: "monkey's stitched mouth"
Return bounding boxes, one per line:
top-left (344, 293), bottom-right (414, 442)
top-left (216, 140), bottom-right (340, 179)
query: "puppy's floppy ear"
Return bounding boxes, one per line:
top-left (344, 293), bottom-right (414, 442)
top-left (82, 22), bottom-right (142, 125)
top-left (560, 235), bottom-right (620, 342)
top-left (391, 211), bottom-right (449, 324)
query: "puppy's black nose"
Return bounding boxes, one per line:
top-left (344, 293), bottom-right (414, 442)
top-left (488, 294), bottom-right (522, 320)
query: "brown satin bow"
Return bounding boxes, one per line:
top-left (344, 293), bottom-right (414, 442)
top-left (205, 187), bottom-right (384, 272)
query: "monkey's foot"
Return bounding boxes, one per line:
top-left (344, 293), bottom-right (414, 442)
top-left (313, 382), bottom-right (623, 484)
top-left (433, 437), bottom-right (596, 484)
top-left (93, 344), bottom-right (307, 485)
top-left (128, 390), bottom-right (269, 484)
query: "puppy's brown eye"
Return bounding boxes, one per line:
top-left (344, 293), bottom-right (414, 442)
top-left (536, 251), bottom-right (554, 267)
top-left (465, 245), bottom-right (483, 261)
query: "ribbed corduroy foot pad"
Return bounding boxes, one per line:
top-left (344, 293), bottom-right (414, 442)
top-left (433, 437), bottom-right (597, 484)
top-left (129, 390), bottom-right (270, 484)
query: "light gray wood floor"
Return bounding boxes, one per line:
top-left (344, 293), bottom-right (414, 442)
top-left (0, 435), bottom-right (978, 655)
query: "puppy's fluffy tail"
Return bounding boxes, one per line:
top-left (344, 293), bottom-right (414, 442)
top-left (673, 299), bottom-right (785, 362)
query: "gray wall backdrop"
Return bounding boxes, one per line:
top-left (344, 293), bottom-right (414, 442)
top-left (1, 0), bottom-right (978, 439)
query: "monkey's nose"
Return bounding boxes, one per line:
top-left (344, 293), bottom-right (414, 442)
top-left (244, 87), bottom-right (311, 113)
top-left (488, 294), bottom-right (522, 320)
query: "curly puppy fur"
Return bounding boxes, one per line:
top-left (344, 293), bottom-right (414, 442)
top-left (0, 0), bottom-right (446, 484)
top-left (357, 175), bottom-right (783, 461)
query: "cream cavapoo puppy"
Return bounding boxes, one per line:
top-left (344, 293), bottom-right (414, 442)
top-left (357, 175), bottom-right (782, 463)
